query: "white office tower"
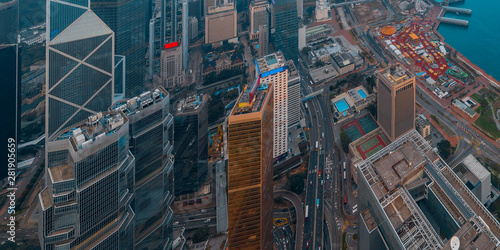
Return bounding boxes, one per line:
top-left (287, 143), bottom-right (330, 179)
top-left (255, 51), bottom-right (288, 159)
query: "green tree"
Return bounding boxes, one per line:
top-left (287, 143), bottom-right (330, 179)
top-left (208, 95), bottom-right (225, 124)
top-left (192, 226), bottom-right (210, 243)
top-left (287, 172), bottom-right (306, 195)
top-left (315, 61), bottom-right (325, 67)
top-left (437, 140), bottom-right (452, 160)
top-left (329, 85), bottom-right (335, 91)
top-left (340, 132), bottom-right (351, 154)
top-left (367, 103), bottom-right (377, 119)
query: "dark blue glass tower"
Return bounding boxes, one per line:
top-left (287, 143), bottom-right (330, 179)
top-left (273, 0), bottom-right (298, 61)
top-left (91, 0), bottom-right (148, 97)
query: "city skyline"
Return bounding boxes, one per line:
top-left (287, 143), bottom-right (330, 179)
top-left (6, 0), bottom-right (500, 249)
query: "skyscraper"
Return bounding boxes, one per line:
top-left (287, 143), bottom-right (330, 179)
top-left (0, 0), bottom-right (18, 45)
top-left (205, 3), bottom-right (237, 44)
top-left (273, 0), bottom-right (298, 61)
top-left (287, 60), bottom-right (301, 127)
top-left (297, 0), bottom-right (303, 19)
top-left (249, 0), bottom-right (269, 40)
top-left (227, 78), bottom-right (274, 249)
top-left (0, 0), bottom-right (20, 176)
top-left (110, 88), bottom-right (175, 249)
top-left (160, 41), bottom-right (184, 88)
top-left (45, 10), bottom-right (114, 141)
top-left (377, 64), bottom-right (416, 141)
top-left (47, 0), bottom-right (89, 40)
top-left (38, 111), bottom-right (136, 249)
top-left (173, 94), bottom-right (208, 196)
top-left (188, 16), bottom-right (199, 41)
top-left (0, 44), bottom-right (20, 179)
top-left (258, 25), bottom-right (268, 57)
top-left (256, 51), bottom-right (288, 159)
top-left (182, 0), bottom-right (189, 70)
top-left (91, 0), bottom-right (147, 97)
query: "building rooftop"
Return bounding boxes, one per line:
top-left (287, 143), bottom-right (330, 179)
top-left (255, 51), bottom-right (286, 76)
top-left (373, 142), bottom-right (425, 192)
top-left (111, 88), bottom-right (167, 116)
top-left (357, 130), bottom-right (500, 249)
top-left (251, 0), bottom-right (269, 7)
top-left (417, 114), bottom-right (431, 126)
top-left (306, 24), bottom-right (332, 36)
top-left (287, 60), bottom-right (298, 77)
top-left (453, 99), bottom-right (477, 117)
top-left (442, 221), bottom-right (497, 250)
top-left (317, 0), bottom-right (329, 10)
top-left (455, 154), bottom-right (490, 183)
top-left (361, 209), bottom-right (378, 232)
top-left (310, 65), bottom-right (339, 83)
top-left (379, 64), bottom-right (414, 86)
top-left (49, 164), bottom-right (74, 183)
top-left (53, 111), bottom-right (127, 152)
top-left (333, 52), bottom-right (354, 68)
top-left (207, 3), bottom-right (234, 14)
top-left (231, 78), bottom-right (271, 116)
top-left (463, 154), bottom-right (490, 181)
top-left (39, 188), bottom-right (52, 210)
top-left (176, 94), bottom-right (206, 114)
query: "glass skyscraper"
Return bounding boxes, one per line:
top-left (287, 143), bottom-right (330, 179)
top-left (0, 0), bottom-right (20, 179)
top-left (46, 9), bottom-right (114, 141)
top-left (227, 80), bottom-right (274, 249)
top-left (47, 0), bottom-right (89, 40)
top-left (110, 88), bottom-right (175, 249)
top-left (173, 94), bottom-right (208, 196)
top-left (273, 0), bottom-right (298, 61)
top-left (91, 0), bottom-right (148, 97)
top-left (0, 0), bottom-right (18, 45)
top-left (38, 111), bottom-right (136, 249)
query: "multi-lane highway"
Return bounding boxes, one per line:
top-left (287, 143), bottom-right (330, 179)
top-left (416, 86), bottom-right (500, 166)
top-left (173, 207), bottom-right (217, 230)
top-left (274, 190), bottom-right (304, 250)
top-left (298, 57), bottom-right (341, 249)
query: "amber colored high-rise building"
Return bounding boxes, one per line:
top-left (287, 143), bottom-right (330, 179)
top-left (377, 64), bottom-right (416, 142)
top-left (227, 78), bottom-right (274, 249)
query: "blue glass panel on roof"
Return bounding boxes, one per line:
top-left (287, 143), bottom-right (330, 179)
top-left (260, 66), bottom-right (288, 78)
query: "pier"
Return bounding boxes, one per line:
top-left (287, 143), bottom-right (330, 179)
top-left (443, 6), bottom-right (472, 15)
top-left (437, 16), bottom-right (469, 26)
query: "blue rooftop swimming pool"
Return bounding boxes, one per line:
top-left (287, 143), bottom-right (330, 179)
top-left (335, 99), bottom-right (350, 112)
top-left (357, 89), bottom-right (367, 99)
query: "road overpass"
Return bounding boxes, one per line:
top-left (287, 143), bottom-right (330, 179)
top-left (274, 190), bottom-right (304, 250)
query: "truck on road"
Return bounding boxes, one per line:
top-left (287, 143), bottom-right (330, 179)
top-left (305, 205), bottom-right (309, 222)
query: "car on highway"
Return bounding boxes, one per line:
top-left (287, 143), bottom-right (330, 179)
top-left (204, 218), bottom-right (211, 223)
top-left (318, 170), bottom-right (321, 176)
top-left (201, 209), bottom-right (207, 213)
top-left (306, 241), bottom-right (309, 248)
top-left (282, 226), bottom-right (287, 236)
top-left (310, 181), bottom-right (313, 186)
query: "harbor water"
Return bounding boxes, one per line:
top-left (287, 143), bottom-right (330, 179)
top-left (437, 0), bottom-right (500, 81)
